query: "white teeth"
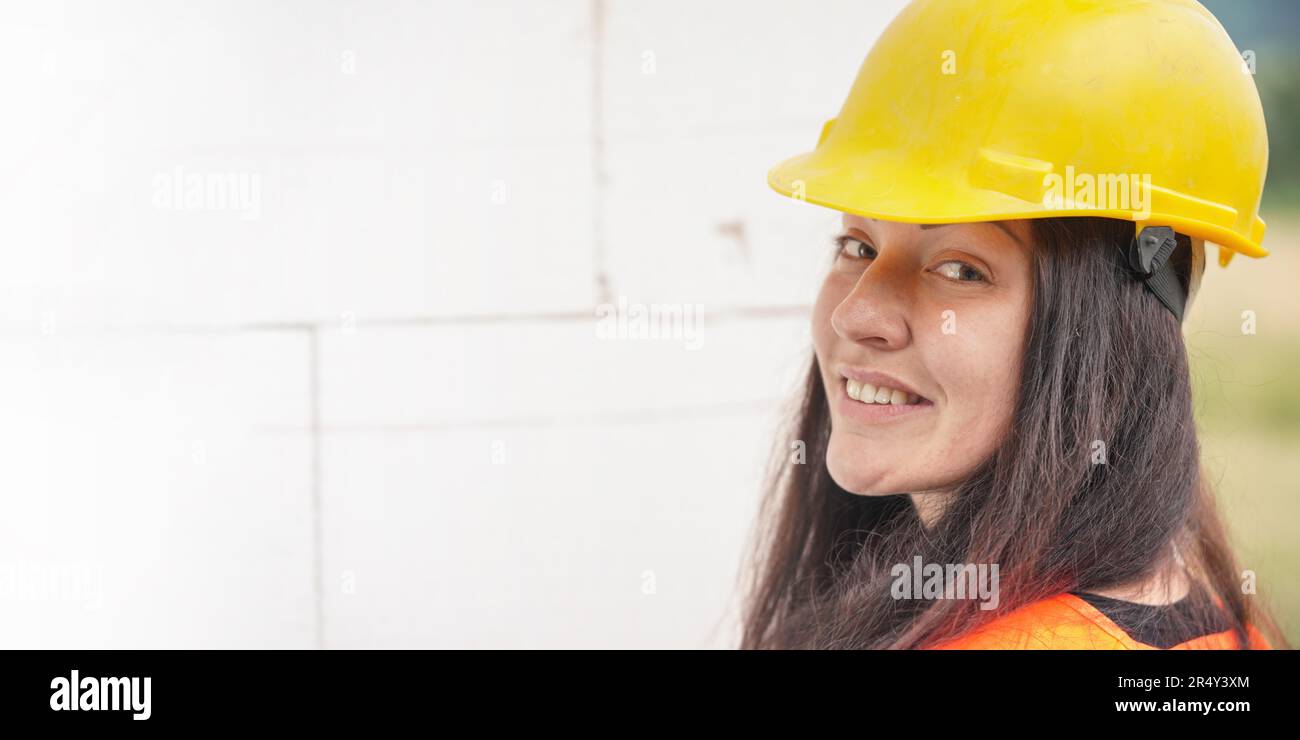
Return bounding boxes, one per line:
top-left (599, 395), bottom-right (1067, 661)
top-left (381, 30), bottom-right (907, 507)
top-left (844, 378), bottom-right (925, 406)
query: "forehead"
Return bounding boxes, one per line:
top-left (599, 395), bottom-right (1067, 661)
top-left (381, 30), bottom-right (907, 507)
top-left (841, 213), bottom-right (1032, 247)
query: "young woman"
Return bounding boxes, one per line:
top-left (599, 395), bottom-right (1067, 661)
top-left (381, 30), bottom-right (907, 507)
top-left (740, 0), bottom-right (1287, 649)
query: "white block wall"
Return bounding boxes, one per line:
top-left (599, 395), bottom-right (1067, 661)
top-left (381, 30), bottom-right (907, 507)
top-left (0, 0), bottom-right (905, 648)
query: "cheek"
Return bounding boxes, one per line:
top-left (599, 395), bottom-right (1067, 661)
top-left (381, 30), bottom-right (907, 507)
top-left (811, 274), bottom-right (849, 363)
top-left (918, 302), bottom-right (1028, 450)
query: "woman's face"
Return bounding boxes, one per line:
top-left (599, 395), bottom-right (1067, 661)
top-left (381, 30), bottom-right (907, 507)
top-left (812, 214), bottom-right (1035, 495)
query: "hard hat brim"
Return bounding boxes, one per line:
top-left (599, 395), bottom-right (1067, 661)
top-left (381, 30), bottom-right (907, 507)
top-left (768, 147), bottom-right (1269, 262)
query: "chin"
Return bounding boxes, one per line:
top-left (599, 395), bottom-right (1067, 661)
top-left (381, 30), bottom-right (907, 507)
top-left (826, 432), bottom-right (967, 496)
top-left (830, 474), bottom-right (899, 496)
top-left (825, 436), bottom-right (909, 495)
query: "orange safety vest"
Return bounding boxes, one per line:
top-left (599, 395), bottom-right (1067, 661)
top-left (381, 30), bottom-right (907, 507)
top-left (928, 593), bottom-right (1272, 650)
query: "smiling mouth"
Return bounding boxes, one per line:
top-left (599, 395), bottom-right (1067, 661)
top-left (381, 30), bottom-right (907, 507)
top-left (843, 377), bottom-right (931, 406)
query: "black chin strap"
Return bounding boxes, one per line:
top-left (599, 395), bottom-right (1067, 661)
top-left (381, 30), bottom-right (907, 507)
top-left (1127, 226), bottom-right (1186, 322)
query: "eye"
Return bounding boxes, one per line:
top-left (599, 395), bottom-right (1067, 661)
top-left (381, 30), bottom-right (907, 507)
top-left (933, 260), bottom-right (987, 283)
top-left (834, 234), bottom-right (877, 261)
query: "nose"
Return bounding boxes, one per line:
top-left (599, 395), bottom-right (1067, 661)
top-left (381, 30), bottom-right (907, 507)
top-left (829, 257), bottom-right (912, 349)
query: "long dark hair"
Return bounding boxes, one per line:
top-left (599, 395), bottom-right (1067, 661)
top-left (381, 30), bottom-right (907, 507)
top-left (739, 216), bottom-right (1288, 649)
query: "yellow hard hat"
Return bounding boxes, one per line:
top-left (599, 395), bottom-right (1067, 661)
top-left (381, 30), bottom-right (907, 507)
top-left (767, 0), bottom-right (1269, 269)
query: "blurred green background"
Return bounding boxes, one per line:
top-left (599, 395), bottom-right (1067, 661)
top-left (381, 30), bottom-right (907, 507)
top-left (1188, 1), bottom-right (1299, 647)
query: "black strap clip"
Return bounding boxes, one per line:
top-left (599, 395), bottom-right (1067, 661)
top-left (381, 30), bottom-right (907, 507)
top-left (1127, 226), bottom-right (1186, 322)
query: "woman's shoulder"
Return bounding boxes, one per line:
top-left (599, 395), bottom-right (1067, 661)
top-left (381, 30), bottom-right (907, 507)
top-left (926, 592), bottom-right (1273, 650)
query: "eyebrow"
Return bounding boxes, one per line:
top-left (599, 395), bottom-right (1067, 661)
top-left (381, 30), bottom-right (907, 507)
top-left (918, 221), bottom-right (1025, 247)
